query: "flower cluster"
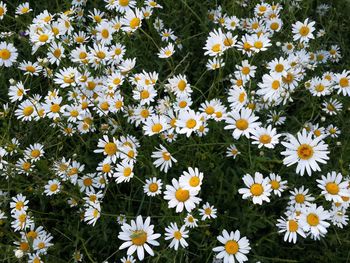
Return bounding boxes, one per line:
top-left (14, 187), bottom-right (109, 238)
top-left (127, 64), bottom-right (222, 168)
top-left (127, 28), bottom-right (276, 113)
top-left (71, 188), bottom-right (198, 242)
top-left (0, 0), bottom-right (349, 262)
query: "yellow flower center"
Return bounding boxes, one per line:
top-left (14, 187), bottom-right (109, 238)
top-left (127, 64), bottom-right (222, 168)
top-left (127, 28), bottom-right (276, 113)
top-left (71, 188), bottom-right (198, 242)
top-left (50, 183), bottom-right (58, 192)
top-left (119, 0), bottom-right (129, 6)
top-left (295, 194), bottom-right (305, 204)
top-left (148, 183), bottom-right (159, 192)
top-left (259, 5), bottom-right (267, 12)
top-left (186, 119), bottom-right (197, 129)
top-left (50, 104), bottom-right (61, 113)
top-left (94, 15), bottom-right (102, 23)
top-left (270, 80), bottom-right (280, 90)
top-left (259, 134), bottom-right (272, 144)
top-left (254, 41), bottom-right (263, 49)
top-left (93, 209), bottom-right (99, 218)
top-left (64, 75), bottom-right (75, 84)
top-left (270, 22), bottom-right (279, 31)
top-left (75, 36), bottom-right (84, 43)
top-left (205, 106), bottom-right (215, 115)
top-left (236, 119), bottom-right (248, 130)
top-left (274, 64), bottom-right (284, 72)
top-left (174, 231), bottom-right (182, 240)
top-left (79, 52), bottom-right (87, 59)
top-left (96, 51), bottom-right (106, 59)
top-left (31, 149), bottom-right (41, 158)
top-left (15, 201), bottom-right (24, 210)
top-left (20, 242), bottom-right (29, 251)
top-left (18, 214), bottom-right (26, 224)
top-left (175, 78), bottom-right (187, 88)
top-left (211, 43), bottom-right (221, 53)
top-left (224, 38), bottom-right (233, 47)
top-left (313, 130), bottom-right (321, 137)
top-left (102, 164), bottom-right (111, 173)
top-left (339, 77), bottom-right (349, 87)
top-left (151, 123), bottom-right (163, 133)
top-left (27, 230), bottom-right (38, 239)
top-left (270, 180), bottom-right (280, 190)
top-left (161, 49), bottom-right (171, 57)
top-left (243, 42), bottom-right (252, 50)
top-left (26, 65), bottom-right (36, 73)
top-left (189, 176), bottom-right (200, 187)
top-left (315, 84), bottom-right (325, 92)
top-left (1, 49), bottom-right (13, 61)
top-left (70, 110), bottom-right (79, 117)
top-left (83, 178), bottom-right (93, 186)
top-left (104, 142), bottom-right (117, 155)
top-left (306, 213), bottom-right (319, 226)
top-left (175, 188), bottom-right (190, 202)
top-left (282, 73), bottom-right (294, 84)
top-left (162, 152), bottom-right (171, 161)
top-left (297, 144), bottom-right (314, 160)
top-left (100, 101), bottom-right (110, 111)
top-left (130, 17), bottom-right (140, 29)
top-left (101, 29), bottom-right (109, 38)
top-left (288, 220), bottom-right (298, 232)
top-left (326, 182), bottom-right (339, 195)
top-left (123, 167), bottom-right (132, 177)
top-left (179, 101), bottom-right (187, 108)
top-left (53, 48), bottom-right (61, 58)
top-left (131, 230), bottom-right (147, 246)
top-left (225, 240), bottom-right (239, 255)
top-left (215, 111), bottom-right (222, 118)
top-left (22, 162), bottom-right (31, 171)
top-left (38, 242), bottom-right (45, 249)
top-left (115, 100), bottom-right (123, 109)
top-left (299, 26), bottom-right (310, 36)
top-left (241, 67), bottom-right (250, 75)
top-left (252, 22), bottom-right (259, 29)
top-left (39, 34), bottom-right (49, 42)
top-left (250, 183), bottom-right (263, 196)
top-left (140, 90), bottom-right (150, 99)
top-left (204, 207), bottom-right (212, 215)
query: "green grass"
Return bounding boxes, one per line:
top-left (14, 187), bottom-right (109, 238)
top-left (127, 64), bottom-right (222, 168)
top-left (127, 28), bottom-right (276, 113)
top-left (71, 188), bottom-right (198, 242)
top-left (1, 0), bottom-right (350, 262)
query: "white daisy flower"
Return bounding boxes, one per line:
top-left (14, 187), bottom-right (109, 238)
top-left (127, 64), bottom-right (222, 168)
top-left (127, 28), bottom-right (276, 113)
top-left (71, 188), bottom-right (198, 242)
top-left (0, 42), bottom-right (18, 67)
top-left (164, 222), bottom-right (189, 250)
top-left (84, 202), bottom-right (101, 226)
top-left (179, 167), bottom-right (204, 192)
top-left (199, 202), bottom-right (217, 220)
top-left (176, 109), bottom-right (203, 137)
top-left (44, 179), bottom-right (61, 196)
top-left (251, 125), bottom-right (281, 149)
top-left (151, 144), bottom-right (177, 173)
top-left (288, 186), bottom-right (315, 210)
top-left (164, 178), bottom-right (201, 213)
top-left (281, 129), bottom-right (329, 176)
top-left (276, 215), bottom-right (306, 243)
top-left (238, 172), bottom-right (272, 205)
top-left (316, 171), bottom-right (350, 203)
top-left (213, 229), bottom-right (251, 263)
top-left (143, 177), bottom-right (163, 196)
top-left (224, 108), bottom-right (261, 139)
top-left (118, 215), bottom-right (161, 261)
top-left (266, 173), bottom-right (287, 198)
top-left (299, 204), bottom-right (330, 240)
top-left (292, 18), bottom-right (315, 43)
